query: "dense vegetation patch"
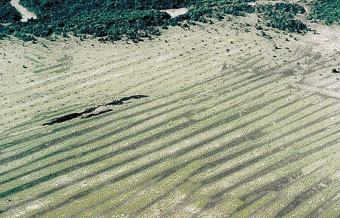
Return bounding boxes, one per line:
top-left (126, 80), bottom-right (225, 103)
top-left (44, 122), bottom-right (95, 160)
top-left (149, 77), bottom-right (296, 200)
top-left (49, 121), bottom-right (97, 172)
top-left (308, 0), bottom-right (340, 25)
top-left (0, 0), bottom-right (22, 23)
top-left (0, 0), bottom-right (22, 39)
top-left (0, 0), bottom-right (257, 42)
top-left (0, 0), bottom-right (311, 42)
top-left (256, 3), bottom-right (307, 33)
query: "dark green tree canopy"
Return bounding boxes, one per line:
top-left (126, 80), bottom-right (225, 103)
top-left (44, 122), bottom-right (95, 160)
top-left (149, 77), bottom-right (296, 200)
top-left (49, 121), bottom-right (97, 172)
top-left (0, 0), bottom-right (22, 22)
top-left (308, 0), bottom-right (340, 25)
top-left (0, 0), bottom-right (321, 42)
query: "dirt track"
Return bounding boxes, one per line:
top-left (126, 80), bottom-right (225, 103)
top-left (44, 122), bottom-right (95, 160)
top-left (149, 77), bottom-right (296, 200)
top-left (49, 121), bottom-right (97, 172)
top-left (1, 13), bottom-right (340, 217)
top-left (10, 0), bottom-right (37, 22)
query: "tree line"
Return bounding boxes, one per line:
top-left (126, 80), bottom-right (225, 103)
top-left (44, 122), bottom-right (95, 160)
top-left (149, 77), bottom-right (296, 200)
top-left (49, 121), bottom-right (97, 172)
top-left (0, 0), bottom-right (256, 42)
top-left (0, 0), bottom-right (313, 42)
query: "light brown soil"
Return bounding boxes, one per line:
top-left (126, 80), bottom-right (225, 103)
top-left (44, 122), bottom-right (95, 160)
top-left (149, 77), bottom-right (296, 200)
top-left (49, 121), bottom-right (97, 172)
top-left (0, 11), bottom-right (340, 218)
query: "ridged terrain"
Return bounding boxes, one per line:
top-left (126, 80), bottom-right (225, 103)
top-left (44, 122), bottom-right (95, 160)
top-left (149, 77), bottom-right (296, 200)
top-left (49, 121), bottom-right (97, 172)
top-left (1, 15), bottom-right (340, 217)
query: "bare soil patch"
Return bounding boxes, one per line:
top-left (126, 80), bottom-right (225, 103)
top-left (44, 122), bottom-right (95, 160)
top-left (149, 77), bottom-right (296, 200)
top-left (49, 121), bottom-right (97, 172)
top-left (160, 8), bottom-right (189, 18)
top-left (0, 11), bottom-right (339, 217)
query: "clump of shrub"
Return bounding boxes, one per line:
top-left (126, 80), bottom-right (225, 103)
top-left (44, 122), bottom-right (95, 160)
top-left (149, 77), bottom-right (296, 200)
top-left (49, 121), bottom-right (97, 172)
top-left (0, 0), bottom-right (22, 22)
top-left (256, 3), bottom-right (307, 33)
top-left (308, 0), bottom-right (340, 25)
top-left (14, 31), bottom-right (36, 42)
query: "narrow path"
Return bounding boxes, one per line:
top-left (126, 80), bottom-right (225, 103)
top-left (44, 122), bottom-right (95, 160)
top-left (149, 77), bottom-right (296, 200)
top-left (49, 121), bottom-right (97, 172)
top-left (10, 0), bottom-right (37, 22)
top-left (160, 8), bottom-right (189, 18)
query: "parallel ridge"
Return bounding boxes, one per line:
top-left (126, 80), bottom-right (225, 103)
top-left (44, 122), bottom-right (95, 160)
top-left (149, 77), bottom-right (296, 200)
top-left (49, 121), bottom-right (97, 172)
top-left (1, 22), bottom-right (340, 217)
top-left (2, 23), bottom-right (323, 133)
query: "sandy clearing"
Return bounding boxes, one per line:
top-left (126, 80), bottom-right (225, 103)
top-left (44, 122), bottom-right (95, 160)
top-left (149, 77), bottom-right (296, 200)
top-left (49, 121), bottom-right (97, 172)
top-left (160, 8), bottom-right (189, 18)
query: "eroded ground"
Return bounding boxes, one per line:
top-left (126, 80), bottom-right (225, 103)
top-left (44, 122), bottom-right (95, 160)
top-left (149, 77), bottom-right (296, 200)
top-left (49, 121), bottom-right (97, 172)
top-left (0, 12), bottom-right (340, 217)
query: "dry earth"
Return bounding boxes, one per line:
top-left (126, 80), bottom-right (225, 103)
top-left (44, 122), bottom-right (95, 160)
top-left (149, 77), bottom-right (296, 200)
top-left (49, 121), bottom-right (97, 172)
top-left (0, 10), bottom-right (340, 218)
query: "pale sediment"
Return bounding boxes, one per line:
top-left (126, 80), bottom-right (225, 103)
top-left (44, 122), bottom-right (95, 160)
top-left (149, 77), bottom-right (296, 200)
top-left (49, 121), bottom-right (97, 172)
top-left (160, 8), bottom-right (189, 18)
top-left (0, 14), bottom-right (339, 217)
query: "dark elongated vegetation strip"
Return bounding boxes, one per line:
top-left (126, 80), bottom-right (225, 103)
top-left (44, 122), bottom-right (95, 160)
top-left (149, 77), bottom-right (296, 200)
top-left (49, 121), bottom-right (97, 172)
top-left (1, 0), bottom-right (314, 42)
